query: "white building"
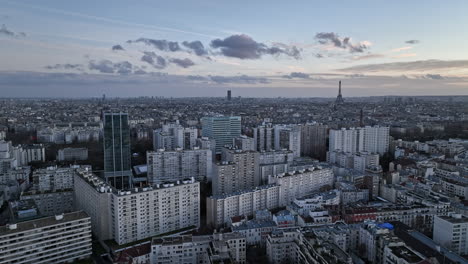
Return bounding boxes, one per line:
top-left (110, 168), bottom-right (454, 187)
top-left (253, 123), bottom-right (275, 152)
top-left (329, 126), bottom-right (389, 156)
top-left (74, 168), bottom-right (200, 245)
top-left (20, 190), bottom-right (74, 216)
top-left (33, 166), bottom-right (76, 192)
top-left (233, 135), bottom-right (256, 151)
top-left (147, 147), bottom-right (212, 184)
top-left (201, 116), bottom-right (241, 154)
top-left (57, 147), bottom-right (88, 161)
top-left (327, 150), bottom-right (379, 172)
top-left (433, 214), bottom-right (468, 255)
top-left (153, 122), bottom-right (198, 151)
top-left (258, 150), bottom-right (293, 184)
top-left (151, 233), bottom-right (246, 264)
top-left (274, 125), bottom-right (301, 158)
top-left (0, 211), bottom-right (92, 264)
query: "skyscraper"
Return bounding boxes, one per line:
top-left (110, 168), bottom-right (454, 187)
top-left (227, 90), bottom-right (232, 101)
top-left (335, 80), bottom-right (344, 104)
top-left (300, 123), bottom-right (328, 160)
top-left (103, 112), bottom-right (132, 189)
top-left (201, 116), bottom-right (241, 154)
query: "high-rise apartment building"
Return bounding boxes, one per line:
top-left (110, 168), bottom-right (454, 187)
top-left (0, 211), bottom-right (92, 264)
top-left (329, 126), bottom-right (389, 156)
top-left (212, 147), bottom-right (260, 195)
top-left (253, 123), bottom-right (275, 152)
top-left (300, 123), bottom-right (328, 160)
top-left (153, 121), bottom-right (198, 151)
top-left (258, 150), bottom-right (294, 184)
top-left (274, 125), bottom-right (301, 158)
top-left (147, 147), bottom-right (212, 184)
top-left (433, 214), bottom-right (468, 255)
top-left (233, 135), bottom-right (256, 151)
top-left (201, 116), bottom-right (241, 154)
top-left (103, 112), bottom-right (132, 189)
top-left (74, 168), bottom-right (200, 245)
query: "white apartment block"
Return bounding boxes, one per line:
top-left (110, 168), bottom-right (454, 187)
top-left (0, 211), bottom-right (92, 264)
top-left (274, 125), bottom-right (301, 158)
top-left (33, 166), bottom-right (76, 192)
top-left (57, 147), bottom-right (88, 161)
top-left (0, 166), bottom-right (30, 185)
top-left (208, 167), bottom-right (335, 227)
top-left (269, 168), bottom-right (335, 206)
top-left (253, 123), bottom-right (275, 152)
top-left (74, 168), bottom-right (200, 245)
top-left (207, 185), bottom-right (280, 228)
top-left (151, 233), bottom-right (246, 264)
top-left (259, 150), bottom-right (294, 183)
top-left (147, 147), bottom-right (212, 184)
top-left (20, 190), bottom-right (74, 216)
top-left (153, 122), bottom-right (198, 151)
top-left (266, 229), bottom-right (304, 264)
top-left (327, 150), bottom-right (379, 172)
top-left (233, 135), bottom-right (256, 151)
top-left (433, 214), bottom-right (468, 255)
top-left (329, 126), bottom-right (389, 156)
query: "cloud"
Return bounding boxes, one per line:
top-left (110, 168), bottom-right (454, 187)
top-left (112, 44), bottom-right (125, 51)
top-left (338, 60), bottom-right (468, 72)
top-left (45, 64), bottom-right (84, 71)
top-left (88, 60), bottom-right (136, 74)
top-left (405, 40), bottom-right (420, 44)
top-left (128, 38), bottom-right (181, 52)
top-left (423, 74), bottom-right (444, 80)
top-left (187, 75), bottom-right (207, 81)
top-left (209, 75), bottom-right (269, 84)
top-left (0, 24), bottom-right (26, 37)
top-left (391, 53), bottom-right (417, 59)
top-left (391, 46), bottom-right (412, 52)
top-left (210, 34), bottom-right (301, 59)
top-left (315, 32), bottom-right (370, 53)
top-left (169, 58), bottom-right (195, 68)
top-left (282, 72), bottom-right (310, 79)
top-left (141, 51), bottom-right (167, 69)
top-left (182, 41), bottom-right (208, 56)
top-left (351, 54), bottom-right (385, 61)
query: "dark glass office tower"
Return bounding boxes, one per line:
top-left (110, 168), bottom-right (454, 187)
top-left (103, 112), bottom-right (132, 189)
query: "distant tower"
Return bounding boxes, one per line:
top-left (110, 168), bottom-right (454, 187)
top-left (102, 94), bottom-right (106, 101)
top-left (335, 81), bottom-right (344, 104)
top-left (227, 90), bottom-right (232, 101)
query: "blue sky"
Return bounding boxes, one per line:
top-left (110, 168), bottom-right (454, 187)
top-left (1, 0), bottom-right (468, 97)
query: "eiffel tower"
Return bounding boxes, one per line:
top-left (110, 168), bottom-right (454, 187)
top-left (335, 80), bottom-right (344, 104)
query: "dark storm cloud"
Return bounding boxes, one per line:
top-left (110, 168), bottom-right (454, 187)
top-left (128, 38), bottom-right (181, 52)
top-left (182, 41), bottom-right (208, 56)
top-left (169, 58), bottom-right (195, 68)
top-left (282, 72), bottom-right (310, 79)
top-left (405, 40), bottom-right (420, 44)
top-left (112, 44), bottom-right (125, 51)
top-left (209, 75), bottom-right (269, 84)
top-left (88, 60), bottom-right (137, 74)
top-left (0, 24), bottom-right (25, 37)
top-left (338, 60), bottom-right (468, 72)
top-left (141, 52), bottom-right (167, 69)
top-left (210, 34), bottom-right (301, 59)
top-left (45, 64), bottom-right (84, 71)
top-left (315, 32), bottom-right (369, 53)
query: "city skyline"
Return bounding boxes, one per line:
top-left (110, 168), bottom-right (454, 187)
top-left (1, 0), bottom-right (468, 97)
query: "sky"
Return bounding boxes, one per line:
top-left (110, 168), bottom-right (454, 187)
top-left (1, 0), bottom-right (468, 97)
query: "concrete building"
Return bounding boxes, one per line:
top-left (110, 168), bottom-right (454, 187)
top-left (327, 151), bottom-right (380, 172)
top-left (212, 147), bottom-right (260, 195)
top-left (300, 123), bottom-right (328, 160)
top-left (233, 135), bottom-right (255, 151)
top-left (0, 211), bottom-right (92, 264)
top-left (151, 232), bottom-right (246, 264)
top-left (153, 121), bottom-right (198, 151)
top-left (201, 116), bottom-right (241, 154)
top-left (20, 190), bottom-right (74, 216)
top-left (74, 168), bottom-right (200, 245)
top-left (433, 214), bottom-right (468, 255)
top-left (147, 147), bottom-right (212, 184)
top-left (329, 126), bottom-right (389, 156)
top-left (258, 150), bottom-right (293, 184)
top-left (253, 123), bottom-right (275, 152)
top-left (274, 125), bottom-right (301, 158)
top-left (33, 166), bottom-right (76, 192)
top-left (57, 147), bottom-right (88, 161)
top-left (103, 112), bottom-right (132, 189)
